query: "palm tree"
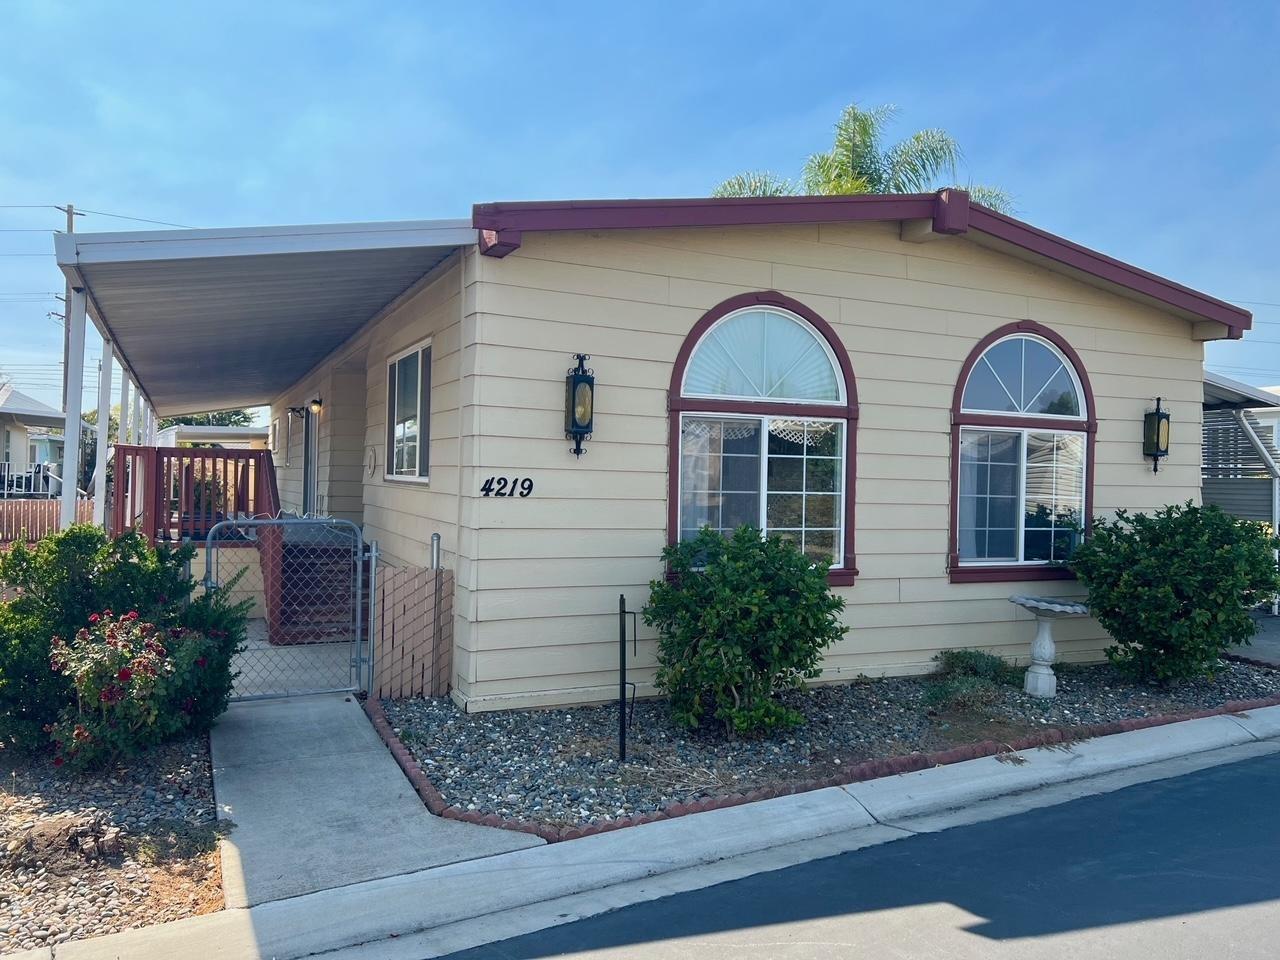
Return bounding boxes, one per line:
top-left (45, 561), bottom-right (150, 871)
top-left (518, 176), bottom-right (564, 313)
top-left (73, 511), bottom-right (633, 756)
top-left (713, 102), bottom-right (1014, 213)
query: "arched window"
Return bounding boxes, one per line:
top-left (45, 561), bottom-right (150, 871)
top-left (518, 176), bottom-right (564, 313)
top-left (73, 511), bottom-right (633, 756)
top-left (949, 322), bottom-right (1095, 582)
top-left (668, 292), bottom-right (858, 583)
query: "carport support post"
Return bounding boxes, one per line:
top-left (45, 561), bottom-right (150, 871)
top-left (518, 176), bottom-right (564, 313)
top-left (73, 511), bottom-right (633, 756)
top-left (131, 384), bottom-right (142, 446)
top-left (92, 335), bottom-right (112, 526)
top-left (59, 288), bottom-right (87, 530)
top-left (118, 374), bottom-right (131, 446)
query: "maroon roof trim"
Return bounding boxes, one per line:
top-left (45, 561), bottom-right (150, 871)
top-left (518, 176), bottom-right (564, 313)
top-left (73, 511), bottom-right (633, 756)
top-left (471, 190), bottom-right (1250, 336)
top-left (666, 290), bottom-right (859, 584)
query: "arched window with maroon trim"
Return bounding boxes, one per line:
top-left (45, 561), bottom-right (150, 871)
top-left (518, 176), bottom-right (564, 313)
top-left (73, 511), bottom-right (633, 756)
top-left (949, 320), bottom-right (1096, 583)
top-left (667, 291), bottom-right (859, 585)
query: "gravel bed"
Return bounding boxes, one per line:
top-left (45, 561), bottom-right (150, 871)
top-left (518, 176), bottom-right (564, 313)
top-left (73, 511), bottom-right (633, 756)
top-left (384, 659), bottom-right (1280, 828)
top-left (0, 736), bottom-right (222, 954)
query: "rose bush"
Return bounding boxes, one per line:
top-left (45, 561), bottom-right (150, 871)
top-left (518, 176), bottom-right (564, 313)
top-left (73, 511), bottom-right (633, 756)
top-left (47, 610), bottom-right (231, 769)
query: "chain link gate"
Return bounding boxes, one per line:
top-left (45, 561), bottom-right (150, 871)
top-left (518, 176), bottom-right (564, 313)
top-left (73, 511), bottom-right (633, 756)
top-left (204, 518), bottom-right (368, 701)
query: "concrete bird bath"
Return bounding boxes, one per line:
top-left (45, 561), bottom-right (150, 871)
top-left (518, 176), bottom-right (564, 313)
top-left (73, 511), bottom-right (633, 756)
top-left (1008, 595), bottom-right (1090, 698)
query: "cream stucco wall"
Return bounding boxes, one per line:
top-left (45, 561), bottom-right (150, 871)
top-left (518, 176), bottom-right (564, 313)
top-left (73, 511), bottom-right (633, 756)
top-left (267, 221), bottom-right (1208, 714)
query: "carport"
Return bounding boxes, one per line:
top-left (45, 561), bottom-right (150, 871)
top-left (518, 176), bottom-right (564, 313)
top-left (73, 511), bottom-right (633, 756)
top-left (52, 218), bottom-right (474, 528)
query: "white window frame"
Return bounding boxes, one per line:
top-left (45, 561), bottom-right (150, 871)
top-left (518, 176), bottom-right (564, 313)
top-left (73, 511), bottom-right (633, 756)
top-left (959, 334), bottom-right (1085, 422)
top-left (680, 307), bottom-right (847, 406)
top-left (956, 425), bottom-right (1088, 567)
top-left (677, 411), bottom-right (847, 570)
top-left (269, 418), bottom-right (279, 456)
top-left (384, 338), bottom-right (432, 484)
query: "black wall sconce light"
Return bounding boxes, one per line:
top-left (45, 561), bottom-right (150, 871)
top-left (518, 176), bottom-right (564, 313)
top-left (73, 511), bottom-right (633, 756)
top-left (565, 354), bottom-right (595, 458)
top-left (308, 397), bottom-right (323, 415)
top-left (1143, 397), bottom-right (1171, 473)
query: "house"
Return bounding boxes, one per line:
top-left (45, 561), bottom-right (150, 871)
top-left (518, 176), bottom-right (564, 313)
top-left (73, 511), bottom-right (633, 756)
top-left (54, 190), bottom-right (1252, 712)
top-left (0, 384), bottom-right (70, 496)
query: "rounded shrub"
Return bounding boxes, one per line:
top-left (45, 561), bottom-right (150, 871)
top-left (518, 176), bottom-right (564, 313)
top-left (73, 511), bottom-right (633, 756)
top-left (644, 526), bottom-right (847, 737)
top-left (1068, 502), bottom-right (1280, 682)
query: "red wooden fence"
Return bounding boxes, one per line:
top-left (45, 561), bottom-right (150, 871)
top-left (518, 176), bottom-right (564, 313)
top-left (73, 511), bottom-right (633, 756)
top-left (0, 498), bottom-right (94, 543)
top-left (111, 446), bottom-right (281, 543)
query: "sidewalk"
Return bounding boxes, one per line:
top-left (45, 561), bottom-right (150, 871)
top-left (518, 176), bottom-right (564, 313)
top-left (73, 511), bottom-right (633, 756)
top-left (209, 694), bottom-right (541, 907)
top-left (22, 703), bottom-right (1280, 960)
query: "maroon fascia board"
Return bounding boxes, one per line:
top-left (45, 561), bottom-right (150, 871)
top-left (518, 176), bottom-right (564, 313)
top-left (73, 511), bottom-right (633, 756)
top-left (471, 190), bottom-right (1251, 337)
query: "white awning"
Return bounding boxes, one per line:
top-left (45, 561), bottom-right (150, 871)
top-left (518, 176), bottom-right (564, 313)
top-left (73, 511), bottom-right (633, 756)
top-left (56, 219), bottom-right (475, 417)
top-left (1204, 370), bottom-right (1280, 410)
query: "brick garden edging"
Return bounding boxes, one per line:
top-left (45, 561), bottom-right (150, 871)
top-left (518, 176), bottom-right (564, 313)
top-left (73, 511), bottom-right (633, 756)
top-left (363, 692), bottom-right (1280, 844)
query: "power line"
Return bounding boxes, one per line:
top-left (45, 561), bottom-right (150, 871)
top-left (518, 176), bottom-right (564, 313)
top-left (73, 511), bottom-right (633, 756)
top-left (74, 208), bottom-right (192, 228)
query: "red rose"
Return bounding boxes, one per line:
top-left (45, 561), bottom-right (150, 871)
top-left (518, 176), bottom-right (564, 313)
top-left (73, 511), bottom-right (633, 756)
top-left (117, 667), bottom-right (133, 683)
top-left (52, 756), bottom-right (64, 768)
top-left (88, 613), bottom-right (100, 624)
top-left (195, 657), bottom-right (207, 669)
top-left (126, 611), bottom-right (139, 621)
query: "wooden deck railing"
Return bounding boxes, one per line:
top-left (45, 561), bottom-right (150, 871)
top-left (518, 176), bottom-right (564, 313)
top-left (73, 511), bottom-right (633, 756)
top-left (111, 445), bottom-right (281, 543)
top-left (0, 498), bottom-right (94, 543)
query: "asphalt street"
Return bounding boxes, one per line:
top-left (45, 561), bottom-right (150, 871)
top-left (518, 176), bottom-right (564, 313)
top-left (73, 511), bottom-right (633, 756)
top-left (437, 751), bottom-right (1280, 959)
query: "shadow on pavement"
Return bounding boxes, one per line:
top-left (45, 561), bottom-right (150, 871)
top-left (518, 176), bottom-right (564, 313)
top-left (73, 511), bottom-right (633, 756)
top-left (443, 751), bottom-right (1280, 957)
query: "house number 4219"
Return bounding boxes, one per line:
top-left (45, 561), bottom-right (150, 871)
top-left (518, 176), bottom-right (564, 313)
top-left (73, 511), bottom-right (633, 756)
top-left (480, 476), bottom-right (534, 497)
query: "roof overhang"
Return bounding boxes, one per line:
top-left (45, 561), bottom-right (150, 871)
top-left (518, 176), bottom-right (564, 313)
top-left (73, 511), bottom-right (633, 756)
top-left (1204, 370), bottom-right (1280, 410)
top-left (56, 219), bottom-right (475, 417)
top-left (473, 190), bottom-right (1251, 339)
top-left (155, 424), bottom-right (270, 446)
top-left (0, 408), bottom-right (66, 429)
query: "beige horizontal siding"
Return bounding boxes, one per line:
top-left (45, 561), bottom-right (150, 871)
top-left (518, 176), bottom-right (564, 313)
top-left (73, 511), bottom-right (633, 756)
top-left (450, 221), bottom-right (1202, 710)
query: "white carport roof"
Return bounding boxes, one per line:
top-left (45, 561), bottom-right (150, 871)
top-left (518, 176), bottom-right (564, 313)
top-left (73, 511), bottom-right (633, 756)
top-left (1204, 370), bottom-right (1280, 410)
top-left (55, 219), bottom-right (475, 417)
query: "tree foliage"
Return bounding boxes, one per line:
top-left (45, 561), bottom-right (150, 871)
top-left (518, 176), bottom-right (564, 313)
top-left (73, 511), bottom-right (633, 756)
top-left (644, 526), bottom-right (847, 736)
top-left (714, 102), bottom-right (1014, 213)
top-left (1068, 503), bottom-right (1280, 682)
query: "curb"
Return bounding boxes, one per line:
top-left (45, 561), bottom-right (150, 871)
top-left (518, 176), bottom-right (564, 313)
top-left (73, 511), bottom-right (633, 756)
top-left (363, 689), bottom-right (1280, 842)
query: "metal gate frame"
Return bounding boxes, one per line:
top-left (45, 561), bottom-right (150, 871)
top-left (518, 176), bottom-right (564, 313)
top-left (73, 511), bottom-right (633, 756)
top-left (204, 517), bottom-right (368, 701)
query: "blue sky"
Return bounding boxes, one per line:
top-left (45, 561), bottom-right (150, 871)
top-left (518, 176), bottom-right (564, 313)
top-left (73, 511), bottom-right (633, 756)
top-left (1, 1), bottom-right (1277, 412)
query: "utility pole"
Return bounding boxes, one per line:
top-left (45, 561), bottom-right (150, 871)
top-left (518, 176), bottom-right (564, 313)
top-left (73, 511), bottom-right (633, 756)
top-left (54, 203), bottom-right (82, 411)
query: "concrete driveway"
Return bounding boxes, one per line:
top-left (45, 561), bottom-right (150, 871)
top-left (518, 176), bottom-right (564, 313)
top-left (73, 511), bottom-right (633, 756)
top-left (210, 694), bottom-right (541, 907)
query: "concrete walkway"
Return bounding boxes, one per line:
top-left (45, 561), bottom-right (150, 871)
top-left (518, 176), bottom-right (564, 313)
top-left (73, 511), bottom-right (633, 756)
top-left (209, 694), bottom-right (541, 907)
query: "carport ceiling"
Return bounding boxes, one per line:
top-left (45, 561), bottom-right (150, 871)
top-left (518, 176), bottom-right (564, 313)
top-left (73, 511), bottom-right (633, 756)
top-left (56, 220), bottom-right (474, 417)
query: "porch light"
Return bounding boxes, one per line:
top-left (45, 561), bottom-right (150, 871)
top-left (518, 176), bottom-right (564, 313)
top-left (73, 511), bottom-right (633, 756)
top-left (1143, 397), bottom-right (1171, 473)
top-left (565, 354), bottom-right (594, 458)
top-left (308, 397), bottom-right (323, 415)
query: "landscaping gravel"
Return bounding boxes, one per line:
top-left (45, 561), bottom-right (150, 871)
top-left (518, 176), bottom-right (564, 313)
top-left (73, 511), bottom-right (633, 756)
top-left (0, 736), bottom-right (222, 954)
top-left (384, 659), bottom-right (1280, 829)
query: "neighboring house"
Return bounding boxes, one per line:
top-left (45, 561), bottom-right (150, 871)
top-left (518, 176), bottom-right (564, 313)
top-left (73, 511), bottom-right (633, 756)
top-left (0, 384), bottom-right (69, 495)
top-left (1202, 371), bottom-right (1280, 527)
top-left (154, 424), bottom-right (269, 449)
top-left (56, 190), bottom-right (1253, 712)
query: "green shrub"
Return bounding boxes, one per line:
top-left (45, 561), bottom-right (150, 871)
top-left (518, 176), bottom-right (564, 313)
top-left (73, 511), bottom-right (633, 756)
top-left (644, 526), bottom-right (847, 737)
top-left (0, 525), bottom-right (244, 755)
top-left (933, 649), bottom-right (1021, 686)
top-left (0, 525), bottom-right (195, 646)
top-left (1068, 502), bottom-right (1280, 682)
top-left (924, 649), bottom-right (1020, 714)
top-left (924, 674), bottom-right (1003, 712)
top-left (0, 604), bottom-right (65, 749)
